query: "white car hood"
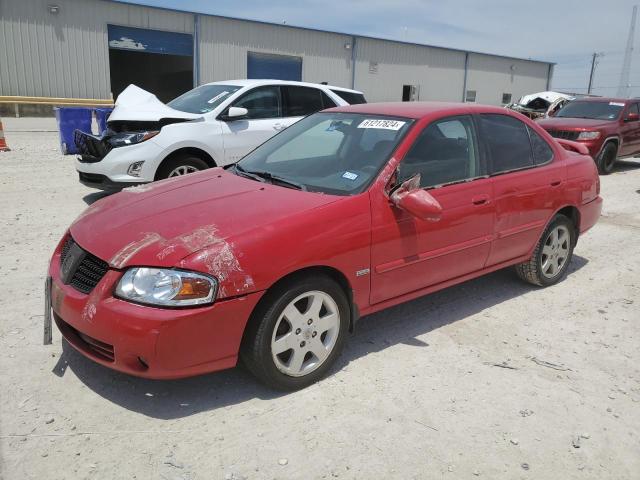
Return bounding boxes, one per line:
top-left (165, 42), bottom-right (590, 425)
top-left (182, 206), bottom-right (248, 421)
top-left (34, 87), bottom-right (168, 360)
top-left (107, 84), bottom-right (202, 122)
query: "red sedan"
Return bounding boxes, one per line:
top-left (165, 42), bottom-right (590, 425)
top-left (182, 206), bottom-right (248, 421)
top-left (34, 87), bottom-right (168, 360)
top-left (46, 102), bottom-right (602, 390)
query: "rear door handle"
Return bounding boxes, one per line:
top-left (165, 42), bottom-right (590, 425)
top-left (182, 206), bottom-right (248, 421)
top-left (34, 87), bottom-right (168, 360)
top-left (472, 194), bottom-right (491, 205)
top-left (550, 180), bottom-right (562, 187)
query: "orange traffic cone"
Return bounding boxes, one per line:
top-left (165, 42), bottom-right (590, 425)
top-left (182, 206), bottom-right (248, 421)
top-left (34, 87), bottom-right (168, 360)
top-left (0, 119), bottom-right (10, 152)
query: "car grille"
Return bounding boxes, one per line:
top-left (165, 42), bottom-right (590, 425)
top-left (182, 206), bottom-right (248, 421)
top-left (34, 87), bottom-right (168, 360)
top-left (74, 130), bottom-right (111, 161)
top-left (547, 130), bottom-right (580, 141)
top-left (60, 237), bottom-right (109, 294)
top-left (78, 172), bottom-right (106, 184)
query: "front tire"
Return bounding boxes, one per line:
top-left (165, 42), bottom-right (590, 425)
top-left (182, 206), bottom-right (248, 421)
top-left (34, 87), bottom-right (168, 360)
top-left (156, 153), bottom-right (209, 180)
top-left (596, 142), bottom-right (617, 175)
top-left (515, 214), bottom-right (575, 287)
top-left (241, 275), bottom-right (350, 390)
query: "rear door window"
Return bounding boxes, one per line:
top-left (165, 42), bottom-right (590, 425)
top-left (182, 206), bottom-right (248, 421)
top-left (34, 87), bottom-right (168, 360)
top-left (283, 86), bottom-right (326, 117)
top-left (479, 114), bottom-right (534, 174)
top-left (320, 91), bottom-right (337, 109)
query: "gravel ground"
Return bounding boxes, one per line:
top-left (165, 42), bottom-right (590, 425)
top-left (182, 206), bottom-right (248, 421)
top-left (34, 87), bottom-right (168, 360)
top-left (0, 118), bottom-right (639, 480)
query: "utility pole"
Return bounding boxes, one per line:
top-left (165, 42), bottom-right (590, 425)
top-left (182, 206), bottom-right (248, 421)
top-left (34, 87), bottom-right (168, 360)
top-left (587, 52), bottom-right (603, 94)
top-left (617, 5), bottom-right (637, 98)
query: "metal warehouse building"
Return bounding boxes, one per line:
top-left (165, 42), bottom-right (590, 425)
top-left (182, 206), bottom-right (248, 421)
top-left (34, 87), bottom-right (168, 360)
top-left (0, 0), bottom-right (553, 107)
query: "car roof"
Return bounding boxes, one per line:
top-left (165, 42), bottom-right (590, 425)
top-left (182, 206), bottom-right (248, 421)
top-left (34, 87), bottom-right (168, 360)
top-left (571, 97), bottom-right (630, 104)
top-left (203, 79), bottom-right (363, 94)
top-left (327, 101), bottom-right (509, 119)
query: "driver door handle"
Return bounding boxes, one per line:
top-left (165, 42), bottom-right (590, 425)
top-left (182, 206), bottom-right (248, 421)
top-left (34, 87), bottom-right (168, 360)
top-left (273, 123), bottom-right (286, 131)
top-left (472, 194), bottom-right (491, 206)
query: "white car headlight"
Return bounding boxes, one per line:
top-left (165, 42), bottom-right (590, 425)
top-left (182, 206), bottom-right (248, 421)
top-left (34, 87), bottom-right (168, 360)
top-left (577, 131), bottom-right (601, 140)
top-left (108, 131), bottom-right (159, 148)
top-left (115, 268), bottom-right (217, 307)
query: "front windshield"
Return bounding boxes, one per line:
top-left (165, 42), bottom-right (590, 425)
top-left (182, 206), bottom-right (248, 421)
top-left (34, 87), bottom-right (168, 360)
top-left (236, 112), bottom-right (413, 195)
top-left (168, 84), bottom-right (242, 114)
top-left (555, 100), bottom-right (624, 120)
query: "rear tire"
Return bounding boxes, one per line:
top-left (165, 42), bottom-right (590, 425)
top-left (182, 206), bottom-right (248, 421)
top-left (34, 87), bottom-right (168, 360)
top-left (156, 153), bottom-right (209, 180)
top-left (241, 275), bottom-right (350, 390)
top-left (515, 214), bottom-right (575, 287)
top-left (596, 142), bottom-right (617, 175)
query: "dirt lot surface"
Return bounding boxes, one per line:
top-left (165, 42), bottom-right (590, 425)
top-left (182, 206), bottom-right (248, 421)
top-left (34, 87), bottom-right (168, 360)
top-left (0, 118), bottom-right (639, 480)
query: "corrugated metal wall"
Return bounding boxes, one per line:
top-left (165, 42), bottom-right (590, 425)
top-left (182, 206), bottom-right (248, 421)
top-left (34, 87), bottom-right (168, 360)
top-left (0, 0), bottom-right (193, 99)
top-left (198, 16), bottom-right (353, 88)
top-left (0, 0), bottom-right (551, 105)
top-left (466, 53), bottom-right (550, 105)
top-left (354, 38), bottom-right (466, 103)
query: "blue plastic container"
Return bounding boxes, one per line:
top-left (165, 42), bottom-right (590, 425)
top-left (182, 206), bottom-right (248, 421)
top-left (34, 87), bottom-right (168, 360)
top-left (94, 107), bottom-right (114, 135)
top-left (54, 107), bottom-right (93, 155)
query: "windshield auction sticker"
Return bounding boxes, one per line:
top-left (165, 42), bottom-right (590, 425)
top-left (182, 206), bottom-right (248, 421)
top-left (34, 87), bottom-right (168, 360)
top-left (208, 91), bottom-right (230, 104)
top-left (358, 119), bottom-right (406, 130)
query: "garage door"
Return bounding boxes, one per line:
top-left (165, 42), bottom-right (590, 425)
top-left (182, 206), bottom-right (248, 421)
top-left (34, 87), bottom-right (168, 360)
top-left (107, 25), bottom-right (194, 102)
top-left (247, 52), bottom-right (302, 81)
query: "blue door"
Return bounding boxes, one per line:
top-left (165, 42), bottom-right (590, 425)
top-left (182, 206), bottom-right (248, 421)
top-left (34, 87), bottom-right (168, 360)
top-left (247, 52), bottom-right (302, 81)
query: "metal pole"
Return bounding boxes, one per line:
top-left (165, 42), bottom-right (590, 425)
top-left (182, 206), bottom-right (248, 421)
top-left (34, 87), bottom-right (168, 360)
top-left (587, 52), bottom-right (597, 94)
top-left (462, 52), bottom-right (469, 102)
top-left (546, 64), bottom-right (554, 91)
top-left (351, 36), bottom-right (357, 90)
top-left (193, 14), bottom-right (200, 87)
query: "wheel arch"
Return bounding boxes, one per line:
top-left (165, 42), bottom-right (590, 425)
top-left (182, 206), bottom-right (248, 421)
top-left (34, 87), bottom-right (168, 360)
top-left (555, 205), bottom-right (581, 245)
top-left (241, 265), bottom-right (358, 349)
top-left (154, 147), bottom-right (217, 180)
top-left (598, 136), bottom-right (620, 156)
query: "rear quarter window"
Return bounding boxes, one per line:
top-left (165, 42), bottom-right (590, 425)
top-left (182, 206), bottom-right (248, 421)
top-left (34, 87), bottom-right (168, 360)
top-left (330, 90), bottom-right (367, 105)
top-left (527, 126), bottom-right (554, 165)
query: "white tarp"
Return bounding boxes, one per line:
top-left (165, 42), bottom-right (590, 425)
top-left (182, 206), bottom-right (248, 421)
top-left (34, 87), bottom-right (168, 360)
top-left (108, 85), bottom-right (201, 123)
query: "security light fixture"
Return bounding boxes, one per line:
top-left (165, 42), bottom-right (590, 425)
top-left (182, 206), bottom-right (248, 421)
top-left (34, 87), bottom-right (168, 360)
top-left (48, 4), bottom-right (60, 14)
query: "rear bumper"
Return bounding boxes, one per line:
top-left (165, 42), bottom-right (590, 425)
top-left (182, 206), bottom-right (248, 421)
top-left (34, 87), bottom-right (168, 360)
top-left (579, 196), bottom-right (603, 234)
top-left (48, 237), bottom-right (264, 379)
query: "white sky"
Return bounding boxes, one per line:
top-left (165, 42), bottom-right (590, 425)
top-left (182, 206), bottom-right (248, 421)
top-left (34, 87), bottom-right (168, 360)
top-left (124, 0), bottom-right (640, 97)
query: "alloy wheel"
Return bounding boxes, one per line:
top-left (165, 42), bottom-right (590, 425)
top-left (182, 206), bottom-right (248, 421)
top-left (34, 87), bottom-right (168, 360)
top-left (271, 290), bottom-right (340, 377)
top-left (540, 225), bottom-right (570, 279)
top-left (168, 165), bottom-right (199, 177)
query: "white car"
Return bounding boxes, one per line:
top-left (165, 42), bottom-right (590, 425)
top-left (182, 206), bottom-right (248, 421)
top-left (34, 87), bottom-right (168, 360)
top-left (74, 80), bottom-right (366, 190)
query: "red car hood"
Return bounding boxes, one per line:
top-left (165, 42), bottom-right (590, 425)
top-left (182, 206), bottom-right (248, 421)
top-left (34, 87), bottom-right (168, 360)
top-left (537, 117), bottom-right (613, 130)
top-left (70, 168), bottom-right (339, 269)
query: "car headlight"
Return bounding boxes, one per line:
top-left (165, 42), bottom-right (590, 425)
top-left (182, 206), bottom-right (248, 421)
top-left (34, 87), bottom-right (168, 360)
top-left (115, 268), bottom-right (217, 307)
top-left (108, 131), bottom-right (159, 148)
top-left (577, 131), bottom-right (601, 140)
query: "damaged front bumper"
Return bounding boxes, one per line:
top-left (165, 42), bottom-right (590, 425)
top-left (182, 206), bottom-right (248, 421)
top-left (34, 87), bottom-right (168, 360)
top-left (75, 132), bottom-right (164, 189)
top-left (74, 130), bottom-right (112, 163)
top-left (45, 235), bottom-right (264, 379)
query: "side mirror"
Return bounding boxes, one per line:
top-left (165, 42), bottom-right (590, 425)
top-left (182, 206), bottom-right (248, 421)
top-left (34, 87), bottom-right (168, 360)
top-left (624, 112), bottom-right (639, 122)
top-left (390, 174), bottom-right (442, 222)
top-left (223, 107), bottom-right (248, 121)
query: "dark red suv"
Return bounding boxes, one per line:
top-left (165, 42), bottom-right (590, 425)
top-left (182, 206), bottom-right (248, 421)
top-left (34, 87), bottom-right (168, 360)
top-left (537, 97), bottom-right (640, 174)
